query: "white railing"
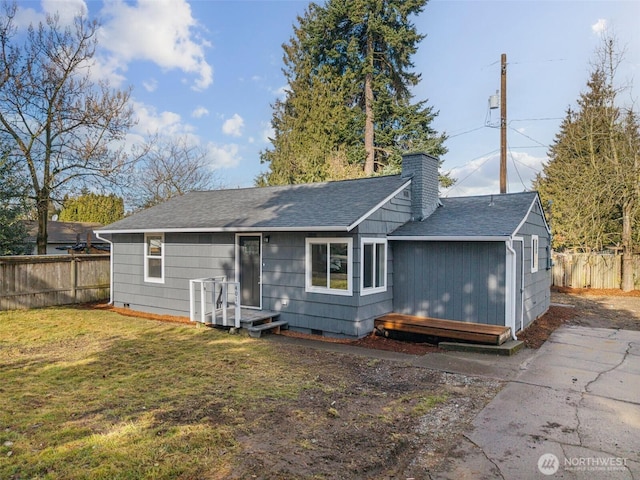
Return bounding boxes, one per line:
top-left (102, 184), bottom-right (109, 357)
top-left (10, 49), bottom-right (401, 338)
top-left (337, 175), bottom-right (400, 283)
top-left (189, 276), bottom-right (241, 328)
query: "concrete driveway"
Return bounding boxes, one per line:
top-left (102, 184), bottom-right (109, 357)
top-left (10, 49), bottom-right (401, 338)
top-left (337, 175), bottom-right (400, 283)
top-left (433, 326), bottom-right (640, 479)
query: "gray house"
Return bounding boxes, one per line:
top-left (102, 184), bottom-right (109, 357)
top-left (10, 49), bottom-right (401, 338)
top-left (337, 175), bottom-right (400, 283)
top-left (96, 153), bottom-right (551, 339)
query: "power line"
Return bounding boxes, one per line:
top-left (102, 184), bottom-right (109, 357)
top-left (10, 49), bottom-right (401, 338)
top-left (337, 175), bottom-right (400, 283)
top-left (510, 117), bottom-right (563, 123)
top-left (508, 126), bottom-right (548, 148)
top-left (512, 156), bottom-right (544, 173)
top-left (447, 125), bottom-right (486, 139)
top-left (442, 149), bottom-right (499, 197)
top-left (507, 141), bottom-right (528, 191)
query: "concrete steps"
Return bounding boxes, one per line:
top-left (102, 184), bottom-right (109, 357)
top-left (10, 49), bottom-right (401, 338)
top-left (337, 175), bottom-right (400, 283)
top-left (241, 313), bottom-right (288, 338)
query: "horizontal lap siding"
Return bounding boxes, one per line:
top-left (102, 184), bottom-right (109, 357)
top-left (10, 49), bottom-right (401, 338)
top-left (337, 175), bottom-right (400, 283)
top-left (516, 200), bottom-right (551, 328)
top-left (112, 233), bottom-right (234, 317)
top-left (261, 187), bottom-right (411, 338)
top-left (350, 187), bottom-right (412, 335)
top-left (393, 241), bottom-right (506, 325)
top-left (108, 186), bottom-right (412, 338)
top-left (262, 232), bottom-right (362, 337)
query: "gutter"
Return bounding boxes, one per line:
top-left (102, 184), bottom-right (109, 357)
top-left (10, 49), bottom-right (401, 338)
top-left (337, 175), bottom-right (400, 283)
top-left (94, 231), bottom-right (114, 305)
top-left (390, 235), bottom-right (510, 242)
top-left (96, 225), bottom-right (353, 235)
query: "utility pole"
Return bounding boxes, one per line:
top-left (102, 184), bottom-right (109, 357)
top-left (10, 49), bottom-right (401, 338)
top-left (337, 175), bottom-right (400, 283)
top-left (500, 53), bottom-right (507, 194)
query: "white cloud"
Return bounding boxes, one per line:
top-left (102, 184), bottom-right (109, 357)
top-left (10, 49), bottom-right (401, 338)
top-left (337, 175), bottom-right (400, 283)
top-left (191, 106), bottom-right (209, 119)
top-left (222, 114), bottom-right (245, 137)
top-left (442, 151), bottom-right (546, 197)
top-left (270, 84), bottom-right (288, 99)
top-left (206, 143), bottom-right (241, 169)
top-left (131, 101), bottom-right (193, 137)
top-left (42, 0), bottom-right (87, 24)
top-left (15, 0), bottom-right (87, 29)
top-left (261, 123), bottom-right (275, 144)
top-left (142, 78), bottom-right (158, 92)
top-left (87, 53), bottom-right (128, 87)
top-left (98, 0), bottom-right (213, 91)
top-left (592, 19), bottom-right (607, 35)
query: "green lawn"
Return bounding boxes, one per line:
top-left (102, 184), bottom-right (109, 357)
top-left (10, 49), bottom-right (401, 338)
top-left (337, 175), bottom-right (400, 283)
top-left (0, 306), bottom-right (492, 479)
top-left (0, 307), bottom-right (313, 479)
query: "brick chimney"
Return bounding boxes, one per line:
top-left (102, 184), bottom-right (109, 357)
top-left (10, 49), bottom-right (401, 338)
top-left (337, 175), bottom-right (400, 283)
top-left (401, 153), bottom-right (440, 221)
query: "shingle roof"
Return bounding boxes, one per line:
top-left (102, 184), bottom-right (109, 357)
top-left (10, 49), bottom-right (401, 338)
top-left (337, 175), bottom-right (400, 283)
top-left (389, 191), bottom-right (540, 238)
top-left (99, 174), bottom-right (409, 233)
top-left (24, 220), bottom-right (104, 244)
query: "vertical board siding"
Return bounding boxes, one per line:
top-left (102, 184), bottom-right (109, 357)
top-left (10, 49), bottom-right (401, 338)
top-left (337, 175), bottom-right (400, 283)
top-left (0, 255), bottom-right (110, 310)
top-left (392, 241), bottom-right (506, 325)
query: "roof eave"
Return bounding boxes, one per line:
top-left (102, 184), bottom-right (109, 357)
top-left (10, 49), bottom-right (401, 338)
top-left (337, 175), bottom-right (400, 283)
top-left (511, 192), bottom-right (551, 236)
top-left (96, 225), bottom-right (353, 235)
top-left (347, 179), bottom-right (412, 231)
top-left (389, 235), bottom-right (512, 241)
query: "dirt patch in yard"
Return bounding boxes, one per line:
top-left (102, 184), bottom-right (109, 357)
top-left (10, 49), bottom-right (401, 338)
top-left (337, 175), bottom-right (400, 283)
top-left (516, 288), bottom-right (640, 349)
top-left (220, 348), bottom-right (503, 479)
top-left (70, 290), bottom-right (640, 477)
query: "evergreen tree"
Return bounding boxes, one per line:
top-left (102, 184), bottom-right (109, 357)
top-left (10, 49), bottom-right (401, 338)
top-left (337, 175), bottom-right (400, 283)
top-left (0, 152), bottom-right (31, 255)
top-left (259, 0), bottom-right (449, 186)
top-left (535, 36), bottom-right (640, 290)
top-left (59, 192), bottom-right (124, 225)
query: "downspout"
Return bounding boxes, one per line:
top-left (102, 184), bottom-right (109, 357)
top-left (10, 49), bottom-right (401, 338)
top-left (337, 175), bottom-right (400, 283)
top-left (94, 232), bottom-right (114, 305)
top-left (505, 239), bottom-right (518, 340)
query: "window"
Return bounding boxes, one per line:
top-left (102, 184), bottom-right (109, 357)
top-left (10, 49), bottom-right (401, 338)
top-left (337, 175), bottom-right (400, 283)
top-left (145, 233), bottom-right (164, 283)
top-left (305, 238), bottom-right (352, 295)
top-left (531, 235), bottom-right (539, 273)
top-left (361, 238), bottom-right (387, 295)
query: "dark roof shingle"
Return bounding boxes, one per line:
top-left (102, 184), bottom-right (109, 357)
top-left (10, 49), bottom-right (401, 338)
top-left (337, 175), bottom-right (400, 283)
top-left (390, 191), bottom-right (539, 238)
top-left (100, 175), bottom-right (409, 232)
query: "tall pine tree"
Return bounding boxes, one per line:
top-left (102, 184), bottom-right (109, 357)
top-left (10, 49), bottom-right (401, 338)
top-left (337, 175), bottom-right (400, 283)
top-left (535, 36), bottom-right (640, 290)
top-left (259, 0), bottom-right (448, 185)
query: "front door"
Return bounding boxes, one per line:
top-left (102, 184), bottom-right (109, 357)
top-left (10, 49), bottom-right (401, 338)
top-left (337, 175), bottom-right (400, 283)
top-left (237, 235), bottom-right (261, 308)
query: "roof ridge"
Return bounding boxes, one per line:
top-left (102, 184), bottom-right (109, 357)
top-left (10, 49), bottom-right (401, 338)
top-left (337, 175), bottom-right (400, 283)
top-left (187, 173), bottom-right (403, 195)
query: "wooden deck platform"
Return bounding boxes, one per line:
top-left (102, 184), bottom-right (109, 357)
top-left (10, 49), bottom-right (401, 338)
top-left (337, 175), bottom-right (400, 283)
top-left (374, 313), bottom-right (511, 346)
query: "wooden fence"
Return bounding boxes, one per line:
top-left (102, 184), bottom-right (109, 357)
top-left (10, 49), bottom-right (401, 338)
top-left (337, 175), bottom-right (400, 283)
top-left (552, 252), bottom-right (640, 290)
top-left (0, 254), bottom-right (110, 310)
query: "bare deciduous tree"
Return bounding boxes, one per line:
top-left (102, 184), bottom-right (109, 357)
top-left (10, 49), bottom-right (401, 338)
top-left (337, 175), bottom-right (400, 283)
top-left (130, 135), bottom-right (223, 210)
top-left (0, 3), bottom-right (136, 253)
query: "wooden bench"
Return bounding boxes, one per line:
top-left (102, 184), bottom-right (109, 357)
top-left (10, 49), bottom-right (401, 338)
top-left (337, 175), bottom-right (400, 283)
top-left (375, 313), bottom-right (511, 345)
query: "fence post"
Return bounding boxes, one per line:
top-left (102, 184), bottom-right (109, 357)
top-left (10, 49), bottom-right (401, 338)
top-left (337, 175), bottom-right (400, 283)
top-left (71, 256), bottom-right (77, 302)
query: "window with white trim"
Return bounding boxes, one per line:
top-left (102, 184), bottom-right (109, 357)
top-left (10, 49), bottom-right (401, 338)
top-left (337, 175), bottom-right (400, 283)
top-left (531, 235), bottom-right (539, 273)
top-left (305, 238), bottom-right (352, 295)
top-left (144, 233), bottom-right (164, 283)
top-left (361, 238), bottom-right (387, 295)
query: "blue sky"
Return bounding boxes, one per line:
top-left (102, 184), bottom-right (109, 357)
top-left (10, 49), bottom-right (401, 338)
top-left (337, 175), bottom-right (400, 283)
top-left (15, 0), bottom-right (640, 197)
